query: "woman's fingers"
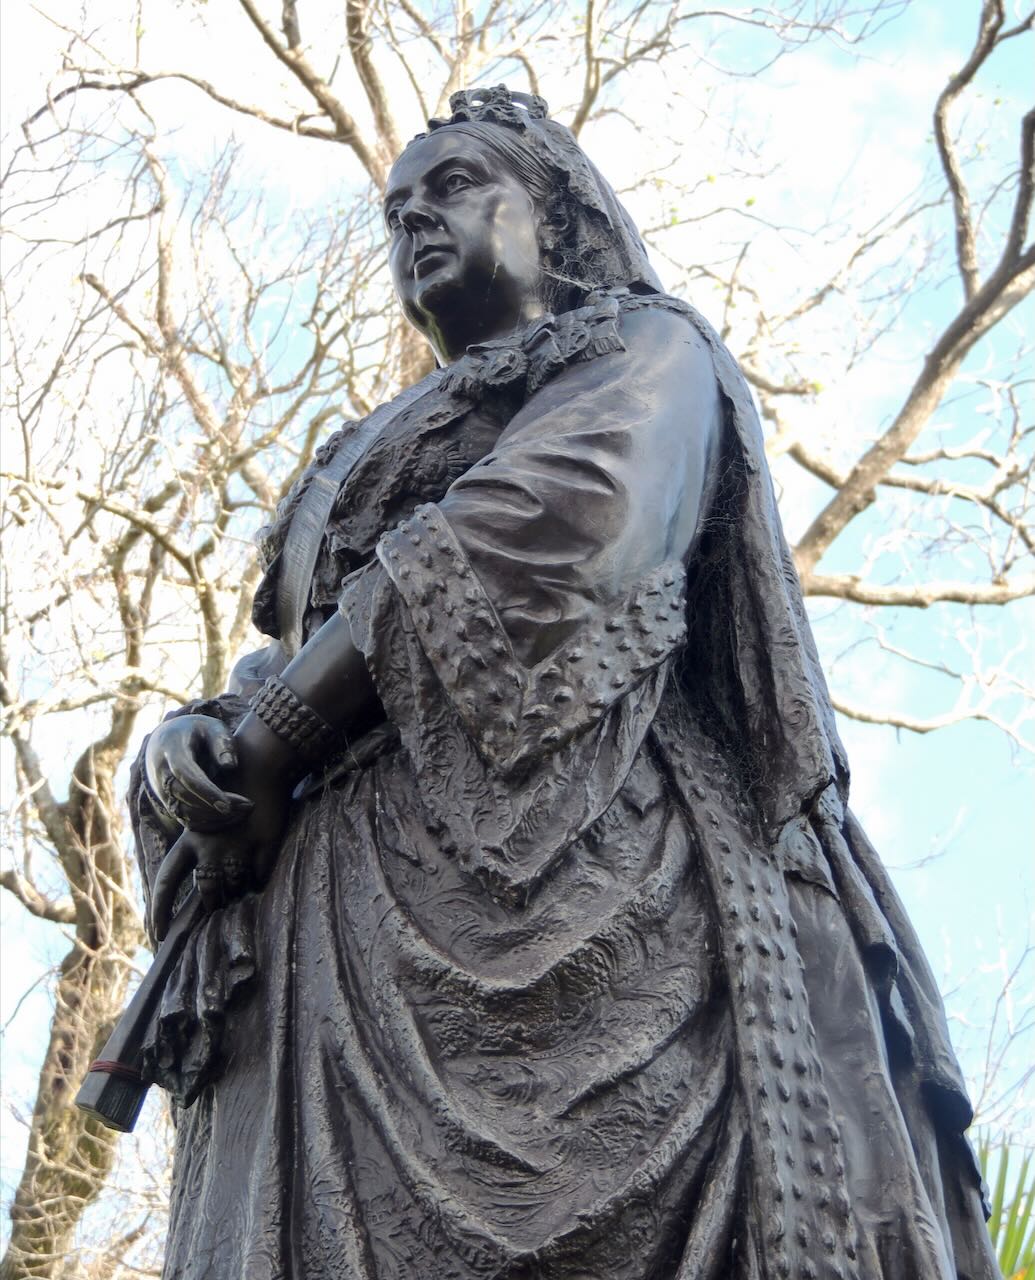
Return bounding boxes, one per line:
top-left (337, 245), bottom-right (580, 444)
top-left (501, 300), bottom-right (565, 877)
top-left (207, 722), bottom-right (238, 771)
top-left (151, 833), bottom-right (197, 942)
top-left (163, 767), bottom-right (252, 831)
top-left (221, 852), bottom-right (248, 898)
top-left (193, 840), bottom-right (226, 915)
top-left (168, 749), bottom-right (250, 816)
top-left (151, 830), bottom-right (255, 939)
top-left (145, 716), bottom-right (251, 829)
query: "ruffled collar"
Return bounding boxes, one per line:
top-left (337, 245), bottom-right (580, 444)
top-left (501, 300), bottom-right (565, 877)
top-left (437, 287), bottom-right (626, 401)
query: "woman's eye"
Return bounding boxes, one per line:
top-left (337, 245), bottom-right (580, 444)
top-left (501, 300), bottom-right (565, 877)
top-left (442, 171), bottom-right (473, 194)
top-left (385, 207), bottom-right (401, 229)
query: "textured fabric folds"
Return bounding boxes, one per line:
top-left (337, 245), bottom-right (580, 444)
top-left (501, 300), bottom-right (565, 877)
top-left (131, 290), bottom-right (998, 1280)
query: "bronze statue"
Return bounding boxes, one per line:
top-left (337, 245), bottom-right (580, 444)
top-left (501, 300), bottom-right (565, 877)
top-left (92, 88), bottom-right (998, 1278)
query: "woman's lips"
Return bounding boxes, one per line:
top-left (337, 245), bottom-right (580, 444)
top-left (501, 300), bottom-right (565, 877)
top-left (413, 245), bottom-right (454, 279)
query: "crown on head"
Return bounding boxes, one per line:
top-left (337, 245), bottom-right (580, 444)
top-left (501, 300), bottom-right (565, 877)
top-left (429, 85), bottom-right (549, 133)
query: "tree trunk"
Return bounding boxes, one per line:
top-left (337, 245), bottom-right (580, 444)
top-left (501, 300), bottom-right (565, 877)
top-left (1, 749), bottom-right (143, 1280)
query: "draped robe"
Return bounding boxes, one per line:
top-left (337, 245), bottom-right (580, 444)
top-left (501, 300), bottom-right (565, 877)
top-left (132, 289), bottom-right (998, 1280)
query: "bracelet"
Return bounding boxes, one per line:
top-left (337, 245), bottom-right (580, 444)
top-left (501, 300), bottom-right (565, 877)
top-left (249, 676), bottom-right (340, 764)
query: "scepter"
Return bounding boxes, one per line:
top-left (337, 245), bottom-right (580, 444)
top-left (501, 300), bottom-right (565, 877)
top-left (74, 891), bottom-right (203, 1132)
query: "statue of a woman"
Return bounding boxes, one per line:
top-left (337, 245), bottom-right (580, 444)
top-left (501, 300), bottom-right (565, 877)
top-left (134, 88), bottom-right (998, 1280)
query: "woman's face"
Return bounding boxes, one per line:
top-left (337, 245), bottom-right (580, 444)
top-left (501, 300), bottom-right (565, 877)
top-left (384, 131), bottom-right (545, 362)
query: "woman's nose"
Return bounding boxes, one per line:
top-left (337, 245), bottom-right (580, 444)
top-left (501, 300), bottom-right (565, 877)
top-left (399, 195), bottom-right (440, 234)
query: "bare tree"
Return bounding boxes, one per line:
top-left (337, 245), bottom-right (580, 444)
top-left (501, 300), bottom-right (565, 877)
top-left (1, 0), bottom-right (1031, 1274)
top-left (632, 0), bottom-right (1033, 744)
top-left (1, 79), bottom-right (391, 1275)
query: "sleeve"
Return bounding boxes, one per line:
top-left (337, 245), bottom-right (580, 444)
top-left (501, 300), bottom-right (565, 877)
top-left (440, 303), bottom-right (721, 664)
top-left (341, 303), bottom-right (723, 777)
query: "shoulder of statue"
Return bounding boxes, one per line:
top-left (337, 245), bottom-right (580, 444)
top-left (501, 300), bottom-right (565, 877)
top-left (524, 287), bottom-right (719, 397)
top-left (596, 287), bottom-right (729, 352)
top-left (592, 285), bottom-right (698, 322)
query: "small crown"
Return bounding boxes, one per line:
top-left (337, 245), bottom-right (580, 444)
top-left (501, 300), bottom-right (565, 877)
top-left (429, 85), bottom-right (549, 133)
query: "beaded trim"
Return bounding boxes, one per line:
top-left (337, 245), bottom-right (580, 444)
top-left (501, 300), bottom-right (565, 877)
top-left (374, 504), bottom-right (686, 774)
top-left (250, 676), bottom-right (339, 763)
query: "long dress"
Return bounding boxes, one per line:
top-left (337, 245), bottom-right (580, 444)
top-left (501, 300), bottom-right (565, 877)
top-left (131, 288), bottom-right (999, 1280)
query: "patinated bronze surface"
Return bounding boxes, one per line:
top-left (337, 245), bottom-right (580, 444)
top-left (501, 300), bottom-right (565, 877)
top-left (127, 88), bottom-right (997, 1279)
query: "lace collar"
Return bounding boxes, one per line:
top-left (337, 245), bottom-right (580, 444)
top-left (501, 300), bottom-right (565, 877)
top-left (437, 287), bottom-right (627, 401)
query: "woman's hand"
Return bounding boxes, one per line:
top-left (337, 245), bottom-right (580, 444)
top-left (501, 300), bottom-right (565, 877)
top-left (149, 714), bottom-right (300, 941)
top-left (148, 613), bottom-right (381, 940)
top-left (145, 715), bottom-right (253, 833)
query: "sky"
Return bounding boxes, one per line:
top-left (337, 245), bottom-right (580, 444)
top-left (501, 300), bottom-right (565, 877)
top-left (1, 0), bottom-right (1032, 1246)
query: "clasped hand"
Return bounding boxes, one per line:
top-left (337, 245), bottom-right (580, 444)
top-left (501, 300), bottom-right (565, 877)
top-left (145, 714), bottom-right (293, 940)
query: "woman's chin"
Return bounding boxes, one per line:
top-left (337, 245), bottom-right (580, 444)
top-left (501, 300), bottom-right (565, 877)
top-left (412, 269), bottom-right (463, 317)
top-left (414, 287), bottom-right (541, 354)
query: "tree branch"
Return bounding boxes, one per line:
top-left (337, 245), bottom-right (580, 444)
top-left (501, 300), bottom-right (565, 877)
top-left (786, 442), bottom-right (1035, 556)
top-left (831, 695), bottom-right (1031, 749)
top-left (347, 0), bottom-right (401, 162)
top-left (793, 250), bottom-right (1035, 573)
top-left (800, 571), bottom-right (1035, 607)
top-left (570, 0), bottom-right (600, 137)
top-left (0, 870), bottom-right (76, 924)
top-left (24, 70), bottom-right (340, 145)
top-left (235, 0), bottom-right (384, 184)
top-left (0, 661), bottom-right (73, 865)
top-left (281, 0), bottom-right (301, 49)
top-left (933, 0), bottom-right (1006, 300)
top-left (395, 0), bottom-right (448, 62)
top-left (1003, 105), bottom-right (1035, 267)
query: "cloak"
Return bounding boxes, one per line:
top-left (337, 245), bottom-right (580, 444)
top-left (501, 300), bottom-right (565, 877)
top-left (130, 287), bottom-right (997, 1280)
